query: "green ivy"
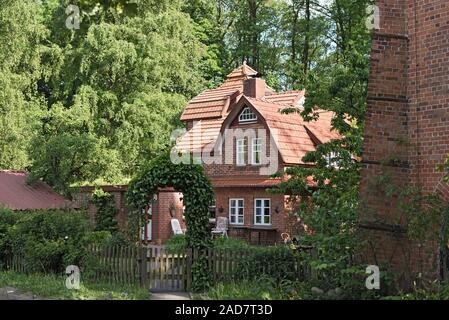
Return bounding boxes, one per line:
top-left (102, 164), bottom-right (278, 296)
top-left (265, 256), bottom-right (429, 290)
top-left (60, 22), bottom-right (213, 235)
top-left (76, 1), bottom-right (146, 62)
top-left (125, 153), bottom-right (214, 291)
top-left (91, 189), bottom-right (119, 233)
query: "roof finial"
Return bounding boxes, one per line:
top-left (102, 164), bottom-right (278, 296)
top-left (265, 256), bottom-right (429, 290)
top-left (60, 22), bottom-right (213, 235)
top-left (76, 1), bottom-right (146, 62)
top-left (243, 60), bottom-right (247, 66)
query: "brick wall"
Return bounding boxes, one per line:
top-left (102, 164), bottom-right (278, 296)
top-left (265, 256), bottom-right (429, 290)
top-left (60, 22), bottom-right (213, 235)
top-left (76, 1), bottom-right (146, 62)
top-left (73, 187), bottom-right (185, 245)
top-left (213, 187), bottom-right (297, 245)
top-left (360, 0), bottom-right (449, 287)
top-left (72, 188), bottom-right (128, 230)
top-left (203, 118), bottom-right (282, 177)
top-left (153, 192), bottom-right (185, 245)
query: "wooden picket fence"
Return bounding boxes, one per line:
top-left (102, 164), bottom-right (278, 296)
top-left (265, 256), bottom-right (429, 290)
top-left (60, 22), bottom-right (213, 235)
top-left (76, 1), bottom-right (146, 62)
top-left (4, 254), bottom-right (27, 273)
top-left (86, 245), bottom-right (312, 292)
top-left (2, 245), bottom-right (314, 292)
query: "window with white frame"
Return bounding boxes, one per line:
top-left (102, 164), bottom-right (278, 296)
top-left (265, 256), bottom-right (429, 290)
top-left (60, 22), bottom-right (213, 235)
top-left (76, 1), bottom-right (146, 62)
top-left (254, 199), bottom-right (271, 225)
top-left (239, 107), bottom-right (257, 122)
top-left (229, 199), bottom-right (244, 225)
top-left (325, 151), bottom-right (339, 169)
top-left (251, 138), bottom-right (262, 165)
top-left (236, 138), bottom-right (247, 166)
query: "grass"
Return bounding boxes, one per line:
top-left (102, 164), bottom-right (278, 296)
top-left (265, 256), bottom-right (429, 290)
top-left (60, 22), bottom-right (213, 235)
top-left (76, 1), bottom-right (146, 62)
top-left (194, 278), bottom-right (306, 300)
top-left (0, 271), bottom-right (150, 300)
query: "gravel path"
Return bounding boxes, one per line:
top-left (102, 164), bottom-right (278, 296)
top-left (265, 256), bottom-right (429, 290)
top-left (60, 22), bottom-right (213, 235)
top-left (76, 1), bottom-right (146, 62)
top-left (0, 287), bottom-right (48, 300)
top-left (150, 292), bottom-right (191, 300)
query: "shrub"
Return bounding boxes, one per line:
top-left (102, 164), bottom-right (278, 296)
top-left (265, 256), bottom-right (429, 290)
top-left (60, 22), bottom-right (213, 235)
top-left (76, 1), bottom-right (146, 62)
top-left (213, 237), bottom-right (249, 250)
top-left (166, 235), bottom-right (187, 253)
top-left (196, 276), bottom-right (307, 300)
top-left (236, 246), bottom-right (298, 284)
top-left (9, 210), bottom-right (92, 273)
top-left (0, 209), bottom-right (21, 267)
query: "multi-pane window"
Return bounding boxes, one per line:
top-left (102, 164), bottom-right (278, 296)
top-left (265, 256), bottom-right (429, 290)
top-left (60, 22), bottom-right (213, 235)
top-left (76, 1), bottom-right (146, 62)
top-left (229, 199), bottom-right (244, 225)
top-left (325, 151), bottom-right (339, 169)
top-left (236, 138), bottom-right (247, 166)
top-left (239, 107), bottom-right (257, 122)
top-left (254, 199), bottom-right (271, 225)
top-left (252, 138), bottom-right (262, 165)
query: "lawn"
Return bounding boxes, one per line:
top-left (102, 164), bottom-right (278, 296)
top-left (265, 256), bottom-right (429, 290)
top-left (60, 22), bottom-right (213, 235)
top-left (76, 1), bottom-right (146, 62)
top-left (0, 271), bottom-right (150, 300)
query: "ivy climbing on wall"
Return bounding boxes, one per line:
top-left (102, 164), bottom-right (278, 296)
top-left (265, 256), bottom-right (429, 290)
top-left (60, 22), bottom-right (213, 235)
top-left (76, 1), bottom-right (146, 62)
top-left (125, 153), bottom-right (214, 291)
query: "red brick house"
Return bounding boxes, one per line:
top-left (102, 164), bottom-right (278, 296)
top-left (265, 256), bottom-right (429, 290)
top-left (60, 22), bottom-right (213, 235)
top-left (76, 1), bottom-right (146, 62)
top-left (75, 64), bottom-right (339, 245)
top-left (173, 64), bottom-right (340, 245)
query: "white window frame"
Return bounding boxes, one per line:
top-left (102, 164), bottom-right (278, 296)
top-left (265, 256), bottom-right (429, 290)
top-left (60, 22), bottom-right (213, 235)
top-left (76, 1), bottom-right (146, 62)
top-left (236, 138), bottom-right (247, 166)
top-left (229, 198), bottom-right (244, 225)
top-left (239, 107), bottom-right (257, 123)
top-left (254, 198), bottom-right (271, 226)
top-left (325, 151), bottom-right (339, 169)
top-left (251, 138), bottom-right (262, 165)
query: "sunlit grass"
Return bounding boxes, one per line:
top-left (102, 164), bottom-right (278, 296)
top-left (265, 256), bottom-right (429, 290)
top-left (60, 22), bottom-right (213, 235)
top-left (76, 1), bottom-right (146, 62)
top-left (0, 271), bottom-right (149, 300)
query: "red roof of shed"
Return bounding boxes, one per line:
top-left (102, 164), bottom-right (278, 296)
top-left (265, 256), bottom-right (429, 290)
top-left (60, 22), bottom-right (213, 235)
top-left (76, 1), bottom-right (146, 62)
top-left (0, 171), bottom-right (77, 211)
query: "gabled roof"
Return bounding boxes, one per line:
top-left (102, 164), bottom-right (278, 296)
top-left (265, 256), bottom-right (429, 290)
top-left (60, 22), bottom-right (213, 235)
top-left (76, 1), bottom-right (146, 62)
top-left (176, 64), bottom-right (340, 166)
top-left (180, 64), bottom-right (263, 121)
top-left (245, 98), bottom-right (339, 164)
top-left (0, 171), bottom-right (77, 211)
top-left (264, 90), bottom-right (305, 107)
top-left (220, 96), bottom-right (340, 165)
top-left (175, 118), bottom-right (223, 153)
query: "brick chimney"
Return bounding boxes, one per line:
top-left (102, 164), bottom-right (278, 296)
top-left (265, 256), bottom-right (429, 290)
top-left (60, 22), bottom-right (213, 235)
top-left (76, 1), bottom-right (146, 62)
top-left (243, 78), bottom-right (266, 99)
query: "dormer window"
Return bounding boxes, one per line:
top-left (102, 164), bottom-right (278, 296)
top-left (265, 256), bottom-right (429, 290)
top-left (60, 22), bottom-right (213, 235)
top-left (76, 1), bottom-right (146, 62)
top-left (239, 107), bottom-right (257, 123)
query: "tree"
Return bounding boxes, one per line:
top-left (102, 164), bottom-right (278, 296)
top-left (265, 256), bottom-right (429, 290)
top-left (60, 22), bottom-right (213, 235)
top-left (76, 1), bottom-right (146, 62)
top-left (26, 0), bottom-right (208, 193)
top-left (272, 0), bottom-right (374, 296)
top-left (0, 0), bottom-right (47, 169)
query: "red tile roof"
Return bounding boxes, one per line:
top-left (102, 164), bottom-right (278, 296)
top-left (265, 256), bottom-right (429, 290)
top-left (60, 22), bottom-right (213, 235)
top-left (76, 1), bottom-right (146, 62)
top-left (176, 64), bottom-right (341, 166)
top-left (0, 171), bottom-right (77, 211)
top-left (243, 97), bottom-right (340, 165)
top-left (175, 118), bottom-right (224, 152)
top-left (180, 64), bottom-right (265, 121)
top-left (211, 176), bottom-right (285, 188)
top-left (211, 175), bottom-right (319, 189)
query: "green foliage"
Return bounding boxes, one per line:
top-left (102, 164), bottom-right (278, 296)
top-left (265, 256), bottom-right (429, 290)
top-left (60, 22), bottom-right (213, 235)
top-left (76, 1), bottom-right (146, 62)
top-left (0, 209), bottom-right (115, 274)
top-left (166, 235), bottom-right (187, 254)
top-left (91, 189), bottom-right (118, 233)
top-left (126, 153), bottom-right (214, 249)
top-left (0, 0), bottom-right (208, 191)
top-left (268, 0), bottom-right (372, 297)
top-left (166, 235), bottom-right (250, 254)
top-left (437, 154), bottom-right (449, 183)
top-left (212, 237), bottom-right (249, 250)
top-left (384, 282), bottom-right (449, 300)
top-left (126, 153), bottom-right (214, 291)
top-left (235, 246), bottom-right (299, 284)
top-left (196, 277), bottom-right (307, 300)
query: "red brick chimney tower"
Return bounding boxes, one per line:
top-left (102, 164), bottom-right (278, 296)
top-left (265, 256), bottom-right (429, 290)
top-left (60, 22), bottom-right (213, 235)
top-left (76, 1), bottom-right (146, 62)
top-left (359, 0), bottom-right (449, 287)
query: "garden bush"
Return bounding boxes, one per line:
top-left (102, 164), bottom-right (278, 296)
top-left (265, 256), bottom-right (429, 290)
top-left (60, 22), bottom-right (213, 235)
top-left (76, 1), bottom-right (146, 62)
top-left (235, 246), bottom-right (298, 284)
top-left (212, 237), bottom-right (249, 250)
top-left (0, 209), bottom-right (121, 274)
top-left (196, 276), bottom-right (307, 300)
top-left (0, 209), bottom-right (21, 267)
top-left (166, 235), bottom-right (188, 253)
